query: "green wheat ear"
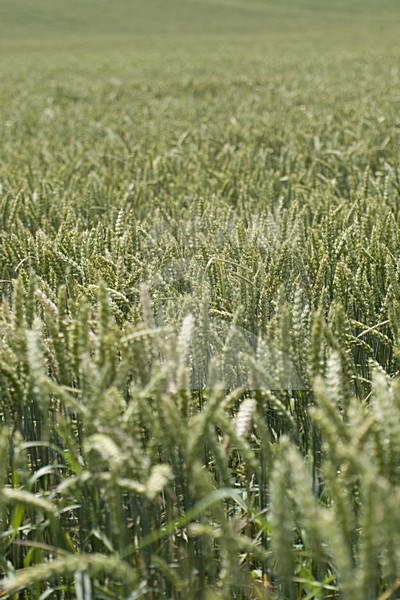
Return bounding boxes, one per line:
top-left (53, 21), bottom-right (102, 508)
top-left (0, 553), bottom-right (139, 597)
top-left (270, 438), bottom-right (296, 597)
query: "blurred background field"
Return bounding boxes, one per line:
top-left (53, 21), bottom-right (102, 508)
top-left (1, 0), bottom-right (399, 75)
top-left (0, 0), bottom-right (399, 221)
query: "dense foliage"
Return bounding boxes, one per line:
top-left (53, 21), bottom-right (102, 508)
top-left (1, 1), bottom-right (400, 597)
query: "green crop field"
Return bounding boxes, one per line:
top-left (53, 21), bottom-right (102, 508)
top-left (1, 0), bottom-right (400, 597)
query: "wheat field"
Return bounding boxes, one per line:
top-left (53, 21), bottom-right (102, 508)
top-left (1, 1), bottom-right (400, 598)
